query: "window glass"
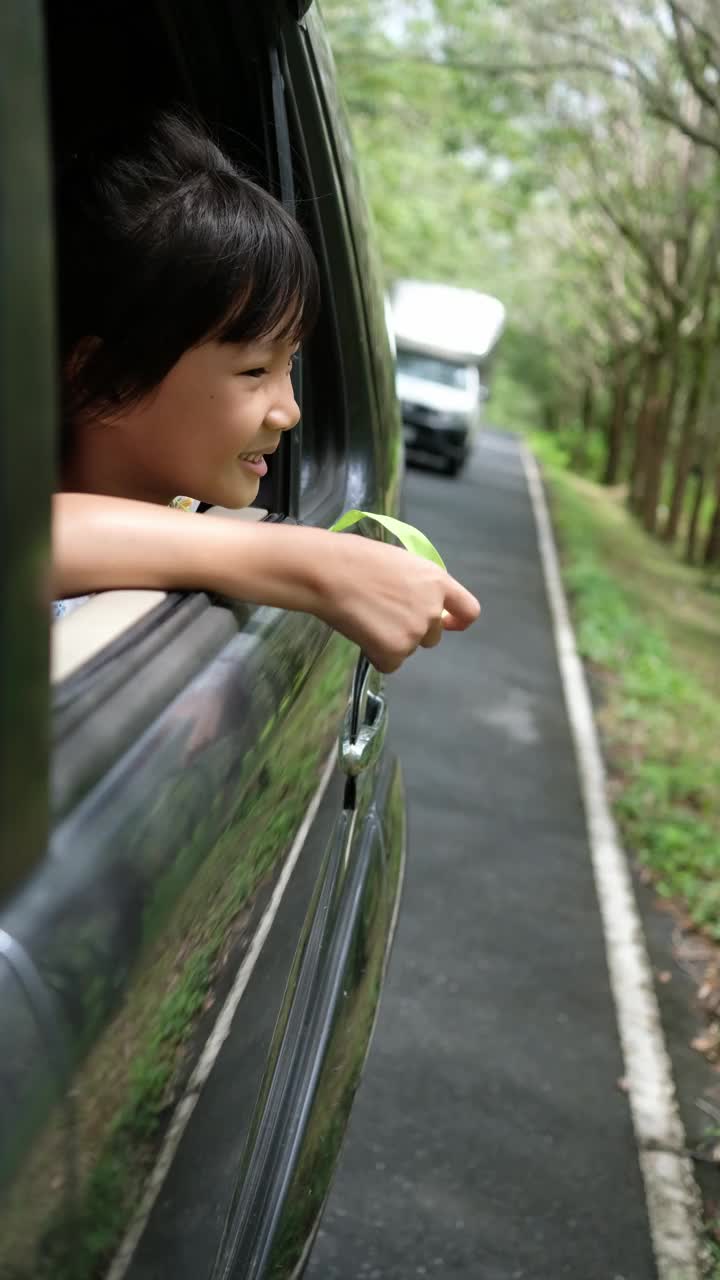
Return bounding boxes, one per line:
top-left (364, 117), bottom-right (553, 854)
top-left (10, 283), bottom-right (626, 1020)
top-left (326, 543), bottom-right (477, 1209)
top-left (47, 1), bottom-right (304, 653)
top-left (47, 0), bottom-right (285, 524)
top-left (283, 31), bottom-right (382, 523)
top-left (286, 120), bottom-right (347, 519)
top-left (396, 352), bottom-right (471, 390)
top-left (293, 230), bottom-right (346, 514)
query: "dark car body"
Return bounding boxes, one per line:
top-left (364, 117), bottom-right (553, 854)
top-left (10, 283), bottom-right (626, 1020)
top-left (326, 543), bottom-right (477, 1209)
top-left (401, 405), bottom-right (472, 476)
top-left (0, 3), bottom-right (406, 1278)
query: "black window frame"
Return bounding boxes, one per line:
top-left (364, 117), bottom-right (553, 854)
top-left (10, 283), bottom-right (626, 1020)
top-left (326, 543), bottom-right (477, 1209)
top-left (44, 3), bottom-right (356, 757)
top-left (34, 0), bottom-right (389, 740)
top-left (46, 0), bottom-right (372, 549)
top-left (46, 0), bottom-right (299, 523)
top-left (279, 39), bottom-right (349, 524)
top-left (282, 21), bottom-right (381, 525)
top-left (0, 0), bottom-right (56, 903)
top-left (43, 3), bottom-right (289, 705)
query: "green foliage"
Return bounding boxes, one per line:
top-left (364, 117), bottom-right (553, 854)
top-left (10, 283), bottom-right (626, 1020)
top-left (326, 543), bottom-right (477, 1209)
top-left (321, 0), bottom-right (720, 572)
top-left (321, 0), bottom-right (541, 295)
top-left (488, 364), bottom-right (541, 434)
top-left (705, 1219), bottom-right (720, 1278)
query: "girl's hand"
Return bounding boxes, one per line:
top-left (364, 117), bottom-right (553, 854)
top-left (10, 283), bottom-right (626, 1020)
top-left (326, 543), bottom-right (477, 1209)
top-left (308, 533), bottom-right (480, 674)
top-left (52, 496), bottom-right (481, 675)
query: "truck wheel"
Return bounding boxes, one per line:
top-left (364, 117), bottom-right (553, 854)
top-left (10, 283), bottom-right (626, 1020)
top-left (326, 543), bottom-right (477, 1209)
top-left (444, 457), bottom-right (461, 477)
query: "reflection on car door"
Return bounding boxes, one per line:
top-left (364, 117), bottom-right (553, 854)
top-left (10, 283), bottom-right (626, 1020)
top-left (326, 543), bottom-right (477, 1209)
top-left (0, 5), bottom-right (407, 1280)
top-left (3, 598), bottom-right (405, 1280)
top-left (1, 597), bottom-right (348, 1269)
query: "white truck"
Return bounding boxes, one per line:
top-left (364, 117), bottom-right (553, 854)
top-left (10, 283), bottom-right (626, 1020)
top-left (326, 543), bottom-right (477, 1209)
top-left (391, 280), bottom-right (505, 476)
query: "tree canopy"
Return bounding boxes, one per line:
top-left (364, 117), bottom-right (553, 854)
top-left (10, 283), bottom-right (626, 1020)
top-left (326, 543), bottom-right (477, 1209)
top-left (320, 0), bottom-right (720, 566)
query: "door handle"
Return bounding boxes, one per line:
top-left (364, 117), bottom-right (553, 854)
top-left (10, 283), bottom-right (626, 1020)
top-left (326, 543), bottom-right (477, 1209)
top-left (339, 659), bottom-right (388, 777)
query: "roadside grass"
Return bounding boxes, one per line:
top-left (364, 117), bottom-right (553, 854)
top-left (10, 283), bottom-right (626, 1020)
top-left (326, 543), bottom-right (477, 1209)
top-left (530, 436), bottom-right (720, 939)
top-left (698, 1199), bottom-right (720, 1279)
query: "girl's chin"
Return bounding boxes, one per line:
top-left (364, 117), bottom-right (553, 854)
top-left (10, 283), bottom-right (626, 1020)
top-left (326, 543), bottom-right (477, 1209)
top-left (205, 473), bottom-right (260, 511)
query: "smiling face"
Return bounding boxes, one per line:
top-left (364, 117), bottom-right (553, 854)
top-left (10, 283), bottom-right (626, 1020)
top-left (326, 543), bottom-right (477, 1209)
top-left (57, 115), bottom-right (320, 507)
top-left (64, 329), bottom-right (301, 508)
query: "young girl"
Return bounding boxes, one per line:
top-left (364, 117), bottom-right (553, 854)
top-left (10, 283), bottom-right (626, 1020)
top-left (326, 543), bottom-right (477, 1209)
top-left (52, 113), bottom-right (480, 673)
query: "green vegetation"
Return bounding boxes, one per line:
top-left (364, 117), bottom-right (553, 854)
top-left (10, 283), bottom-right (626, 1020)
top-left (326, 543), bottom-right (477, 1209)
top-left (322, 0), bottom-right (720, 567)
top-left (707, 1220), bottom-right (720, 1274)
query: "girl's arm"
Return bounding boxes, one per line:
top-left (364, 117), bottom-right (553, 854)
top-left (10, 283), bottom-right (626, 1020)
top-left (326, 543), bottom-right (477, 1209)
top-left (52, 493), bottom-right (480, 673)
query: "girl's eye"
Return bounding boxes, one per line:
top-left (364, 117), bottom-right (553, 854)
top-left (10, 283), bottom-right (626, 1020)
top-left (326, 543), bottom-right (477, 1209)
top-left (239, 353), bottom-right (299, 378)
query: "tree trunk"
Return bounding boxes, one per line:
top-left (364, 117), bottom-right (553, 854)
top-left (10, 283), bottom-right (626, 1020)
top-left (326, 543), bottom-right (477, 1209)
top-left (686, 464), bottom-right (707, 564)
top-left (543, 404), bottom-right (556, 432)
top-left (581, 377), bottom-right (594, 433)
top-left (629, 357), bottom-right (661, 514)
top-left (703, 465), bottom-right (720, 566)
top-left (639, 401), bottom-right (667, 533)
top-left (602, 365), bottom-right (628, 485)
top-left (642, 341), bottom-right (682, 536)
top-left (662, 344), bottom-right (706, 543)
top-left (665, 423), bottom-right (698, 544)
top-left (629, 401), bottom-right (653, 514)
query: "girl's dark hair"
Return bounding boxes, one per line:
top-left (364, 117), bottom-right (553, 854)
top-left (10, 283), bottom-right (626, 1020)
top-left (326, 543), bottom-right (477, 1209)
top-left (57, 111), bottom-right (320, 423)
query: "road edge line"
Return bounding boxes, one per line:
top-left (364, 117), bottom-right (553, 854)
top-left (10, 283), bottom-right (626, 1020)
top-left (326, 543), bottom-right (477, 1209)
top-left (520, 444), bottom-right (704, 1280)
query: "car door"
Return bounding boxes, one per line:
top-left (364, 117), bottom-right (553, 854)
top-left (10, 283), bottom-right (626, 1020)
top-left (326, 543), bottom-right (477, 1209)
top-left (0, 3), bottom-right (73, 1270)
top-left (0, 3), bottom-right (405, 1279)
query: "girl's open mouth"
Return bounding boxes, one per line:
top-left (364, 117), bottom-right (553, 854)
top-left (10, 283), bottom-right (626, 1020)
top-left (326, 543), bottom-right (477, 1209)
top-left (238, 452), bottom-right (268, 477)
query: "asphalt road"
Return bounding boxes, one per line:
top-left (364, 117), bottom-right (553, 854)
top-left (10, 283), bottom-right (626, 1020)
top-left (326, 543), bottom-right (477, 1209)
top-left (307, 432), bottom-right (656, 1280)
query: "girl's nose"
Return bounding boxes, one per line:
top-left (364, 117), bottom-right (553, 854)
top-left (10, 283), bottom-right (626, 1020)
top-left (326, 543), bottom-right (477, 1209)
top-left (265, 383), bottom-right (301, 433)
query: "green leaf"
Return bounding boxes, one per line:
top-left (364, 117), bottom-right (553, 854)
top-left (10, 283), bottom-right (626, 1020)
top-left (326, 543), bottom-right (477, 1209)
top-left (330, 509), bottom-right (446, 569)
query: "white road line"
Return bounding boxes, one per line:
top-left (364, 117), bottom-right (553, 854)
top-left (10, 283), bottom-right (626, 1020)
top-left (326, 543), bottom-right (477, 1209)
top-left (106, 747), bottom-right (338, 1280)
top-left (520, 445), bottom-right (703, 1280)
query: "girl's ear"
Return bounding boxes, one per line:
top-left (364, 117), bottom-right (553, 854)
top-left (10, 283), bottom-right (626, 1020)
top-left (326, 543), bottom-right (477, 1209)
top-left (64, 335), bottom-right (101, 382)
top-left (64, 336), bottom-right (105, 425)
top-left (63, 337), bottom-right (125, 452)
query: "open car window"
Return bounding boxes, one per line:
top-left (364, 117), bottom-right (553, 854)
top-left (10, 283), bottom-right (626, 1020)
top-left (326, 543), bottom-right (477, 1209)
top-left (48, 0), bottom-right (376, 666)
top-left (47, 1), bottom-right (296, 660)
top-left (51, 505), bottom-right (268, 681)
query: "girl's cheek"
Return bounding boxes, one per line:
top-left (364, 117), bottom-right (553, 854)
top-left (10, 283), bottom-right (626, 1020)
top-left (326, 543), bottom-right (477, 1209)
top-left (228, 384), bottom-right (253, 416)
top-left (236, 391), bottom-right (265, 428)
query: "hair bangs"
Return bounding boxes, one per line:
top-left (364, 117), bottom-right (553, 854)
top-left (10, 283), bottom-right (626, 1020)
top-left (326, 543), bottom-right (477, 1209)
top-left (213, 194), bottom-right (320, 350)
